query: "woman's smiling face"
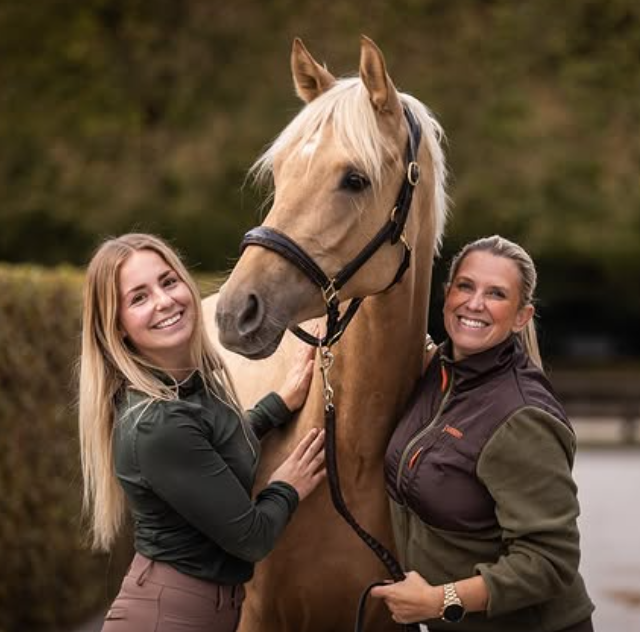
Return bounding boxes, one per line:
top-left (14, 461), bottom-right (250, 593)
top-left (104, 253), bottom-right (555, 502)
top-left (118, 249), bottom-right (196, 371)
top-left (444, 251), bottom-right (534, 362)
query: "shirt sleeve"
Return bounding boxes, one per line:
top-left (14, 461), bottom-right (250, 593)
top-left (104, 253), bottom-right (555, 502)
top-left (135, 402), bottom-right (299, 563)
top-left (245, 392), bottom-right (294, 440)
top-left (475, 406), bottom-right (581, 617)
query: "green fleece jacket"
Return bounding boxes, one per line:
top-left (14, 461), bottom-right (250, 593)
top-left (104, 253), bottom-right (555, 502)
top-left (385, 337), bottom-right (594, 631)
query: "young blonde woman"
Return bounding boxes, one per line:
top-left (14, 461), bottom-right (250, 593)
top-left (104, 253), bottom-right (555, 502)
top-left (372, 236), bottom-right (594, 632)
top-left (79, 233), bottom-right (325, 632)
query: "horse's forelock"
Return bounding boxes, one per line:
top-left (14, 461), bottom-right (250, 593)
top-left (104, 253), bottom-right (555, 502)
top-left (250, 77), bottom-right (449, 253)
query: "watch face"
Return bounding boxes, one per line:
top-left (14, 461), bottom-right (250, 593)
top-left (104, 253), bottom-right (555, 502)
top-left (443, 603), bottom-right (465, 623)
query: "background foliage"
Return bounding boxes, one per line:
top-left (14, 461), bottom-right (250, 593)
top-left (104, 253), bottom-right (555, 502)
top-left (1, 0), bottom-right (639, 358)
top-left (0, 265), bottom-right (132, 632)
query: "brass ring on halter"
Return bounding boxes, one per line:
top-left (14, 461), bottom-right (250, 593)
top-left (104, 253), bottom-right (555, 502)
top-left (390, 206), bottom-right (399, 223)
top-left (407, 161), bottom-right (420, 186)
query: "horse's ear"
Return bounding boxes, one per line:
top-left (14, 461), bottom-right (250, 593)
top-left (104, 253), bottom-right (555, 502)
top-left (291, 38), bottom-right (336, 103)
top-left (359, 35), bottom-right (401, 114)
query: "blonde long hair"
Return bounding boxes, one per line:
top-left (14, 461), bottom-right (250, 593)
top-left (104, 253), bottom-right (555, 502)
top-left (78, 233), bottom-right (240, 551)
top-left (446, 235), bottom-right (543, 369)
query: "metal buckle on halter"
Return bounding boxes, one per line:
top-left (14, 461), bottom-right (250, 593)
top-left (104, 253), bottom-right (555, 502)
top-left (400, 230), bottom-right (412, 252)
top-left (322, 280), bottom-right (339, 306)
top-left (407, 161), bottom-right (420, 186)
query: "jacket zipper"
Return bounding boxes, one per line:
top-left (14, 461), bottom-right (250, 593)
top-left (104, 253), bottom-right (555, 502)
top-left (395, 361), bottom-right (454, 503)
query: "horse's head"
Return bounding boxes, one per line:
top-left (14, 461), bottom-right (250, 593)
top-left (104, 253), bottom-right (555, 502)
top-left (216, 37), bottom-right (447, 358)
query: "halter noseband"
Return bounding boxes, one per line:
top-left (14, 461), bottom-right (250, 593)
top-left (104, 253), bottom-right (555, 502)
top-left (240, 105), bottom-right (423, 348)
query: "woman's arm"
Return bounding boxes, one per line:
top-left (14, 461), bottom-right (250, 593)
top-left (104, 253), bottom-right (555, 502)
top-left (246, 342), bottom-right (316, 440)
top-left (474, 406), bottom-right (580, 616)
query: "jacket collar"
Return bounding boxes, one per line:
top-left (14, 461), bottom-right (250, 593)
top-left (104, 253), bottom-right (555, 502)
top-left (440, 334), bottom-right (523, 391)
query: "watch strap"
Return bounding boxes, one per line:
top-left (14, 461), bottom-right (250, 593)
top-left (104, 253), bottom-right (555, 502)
top-left (441, 582), bottom-right (465, 622)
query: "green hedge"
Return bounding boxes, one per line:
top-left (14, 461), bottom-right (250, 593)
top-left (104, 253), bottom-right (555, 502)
top-left (0, 264), bottom-right (132, 632)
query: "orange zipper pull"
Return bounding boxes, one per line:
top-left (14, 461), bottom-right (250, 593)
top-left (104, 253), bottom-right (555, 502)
top-left (440, 365), bottom-right (449, 392)
top-left (408, 446), bottom-right (424, 470)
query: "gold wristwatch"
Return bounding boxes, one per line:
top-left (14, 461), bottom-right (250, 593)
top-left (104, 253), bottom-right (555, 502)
top-left (441, 582), bottom-right (466, 623)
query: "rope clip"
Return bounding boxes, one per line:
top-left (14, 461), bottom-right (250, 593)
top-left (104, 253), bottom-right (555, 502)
top-left (319, 346), bottom-right (335, 409)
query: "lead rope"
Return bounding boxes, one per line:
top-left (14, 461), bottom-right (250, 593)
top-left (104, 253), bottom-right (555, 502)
top-left (319, 347), bottom-right (421, 632)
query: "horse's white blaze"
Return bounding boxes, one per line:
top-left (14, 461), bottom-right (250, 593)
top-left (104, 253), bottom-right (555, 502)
top-left (300, 132), bottom-right (320, 157)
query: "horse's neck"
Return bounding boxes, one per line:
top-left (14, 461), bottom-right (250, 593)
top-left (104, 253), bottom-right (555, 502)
top-left (326, 248), bottom-right (433, 460)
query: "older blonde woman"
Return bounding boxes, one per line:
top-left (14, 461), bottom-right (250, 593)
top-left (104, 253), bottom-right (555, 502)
top-left (373, 236), bottom-right (594, 632)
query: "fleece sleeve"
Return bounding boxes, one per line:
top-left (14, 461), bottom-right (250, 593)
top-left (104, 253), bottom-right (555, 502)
top-left (475, 407), bottom-right (581, 617)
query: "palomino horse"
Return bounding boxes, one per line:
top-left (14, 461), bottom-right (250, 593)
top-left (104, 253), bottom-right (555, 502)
top-left (203, 36), bottom-right (448, 632)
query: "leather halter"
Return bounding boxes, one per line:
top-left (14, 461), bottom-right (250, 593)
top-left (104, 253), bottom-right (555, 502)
top-left (240, 105), bottom-right (422, 348)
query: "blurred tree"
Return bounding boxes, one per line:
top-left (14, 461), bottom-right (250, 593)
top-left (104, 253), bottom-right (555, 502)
top-left (0, 0), bottom-right (638, 358)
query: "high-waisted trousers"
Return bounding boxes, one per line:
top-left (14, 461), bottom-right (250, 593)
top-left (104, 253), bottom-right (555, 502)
top-left (101, 553), bottom-right (245, 632)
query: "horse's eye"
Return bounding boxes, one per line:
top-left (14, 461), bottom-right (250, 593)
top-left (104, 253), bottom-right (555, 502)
top-left (341, 172), bottom-right (370, 193)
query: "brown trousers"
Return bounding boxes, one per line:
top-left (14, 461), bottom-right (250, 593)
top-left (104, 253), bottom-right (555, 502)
top-left (102, 553), bottom-right (245, 632)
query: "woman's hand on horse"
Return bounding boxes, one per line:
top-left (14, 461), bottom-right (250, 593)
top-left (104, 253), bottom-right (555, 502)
top-left (268, 428), bottom-right (326, 501)
top-left (278, 335), bottom-right (317, 412)
top-left (370, 571), bottom-right (443, 623)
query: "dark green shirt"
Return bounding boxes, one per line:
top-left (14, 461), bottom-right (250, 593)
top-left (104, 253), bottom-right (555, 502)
top-left (113, 371), bottom-right (299, 585)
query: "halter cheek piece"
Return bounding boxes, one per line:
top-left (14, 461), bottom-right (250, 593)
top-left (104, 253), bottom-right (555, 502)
top-left (240, 106), bottom-right (423, 632)
top-left (240, 105), bottom-right (422, 348)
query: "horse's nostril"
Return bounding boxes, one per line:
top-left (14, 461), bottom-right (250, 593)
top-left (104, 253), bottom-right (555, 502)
top-left (237, 293), bottom-right (264, 336)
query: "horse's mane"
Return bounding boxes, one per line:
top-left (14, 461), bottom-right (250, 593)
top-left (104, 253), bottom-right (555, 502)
top-left (250, 77), bottom-right (449, 253)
